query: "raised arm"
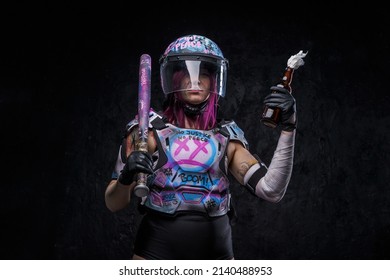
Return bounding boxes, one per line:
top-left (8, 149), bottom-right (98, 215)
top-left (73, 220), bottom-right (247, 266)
top-left (229, 85), bottom-right (297, 203)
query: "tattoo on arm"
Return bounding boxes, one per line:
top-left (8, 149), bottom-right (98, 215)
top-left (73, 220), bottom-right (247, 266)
top-left (130, 129), bottom-right (139, 150)
top-left (237, 158), bottom-right (259, 181)
top-left (238, 162), bottom-right (251, 180)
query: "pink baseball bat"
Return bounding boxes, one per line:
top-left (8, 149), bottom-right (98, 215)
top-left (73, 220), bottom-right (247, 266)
top-left (133, 54), bottom-right (152, 197)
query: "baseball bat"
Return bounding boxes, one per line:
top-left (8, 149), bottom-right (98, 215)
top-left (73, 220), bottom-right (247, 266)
top-left (133, 54), bottom-right (152, 197)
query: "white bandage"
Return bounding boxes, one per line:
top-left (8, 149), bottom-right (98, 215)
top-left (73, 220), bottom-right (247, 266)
top-left (255, 131), bottom-right (295, 202)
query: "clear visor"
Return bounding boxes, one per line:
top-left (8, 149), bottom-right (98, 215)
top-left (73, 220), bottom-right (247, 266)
top-left (160, 56), bottom-right (228, 97)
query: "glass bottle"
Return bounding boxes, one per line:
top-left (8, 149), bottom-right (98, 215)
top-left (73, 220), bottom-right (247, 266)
top-left (261, 67), bottom-right (294, 128)
top-left (261, 50), bottom-right (307, 128)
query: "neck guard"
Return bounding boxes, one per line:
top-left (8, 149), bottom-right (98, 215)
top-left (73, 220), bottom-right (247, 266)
top-left (182, 99), bottom-right (209, 117)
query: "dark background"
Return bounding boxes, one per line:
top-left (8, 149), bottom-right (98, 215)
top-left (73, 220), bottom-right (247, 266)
top-left (1, 3), bottom-right (389, 259)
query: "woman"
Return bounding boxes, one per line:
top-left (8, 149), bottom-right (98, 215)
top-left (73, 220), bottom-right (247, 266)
top-left (105, 34), bottom-right (299, 259)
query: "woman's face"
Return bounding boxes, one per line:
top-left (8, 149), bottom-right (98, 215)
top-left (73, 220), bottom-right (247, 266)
top-left (178, 68), bottom-right (211, 105)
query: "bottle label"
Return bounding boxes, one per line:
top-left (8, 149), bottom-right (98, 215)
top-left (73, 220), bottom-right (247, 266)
top-left (264, 108), bottom-right (274, 118)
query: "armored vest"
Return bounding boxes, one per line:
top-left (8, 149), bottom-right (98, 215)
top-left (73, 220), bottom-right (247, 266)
top-left (125, 110), bottom-right (248, 217)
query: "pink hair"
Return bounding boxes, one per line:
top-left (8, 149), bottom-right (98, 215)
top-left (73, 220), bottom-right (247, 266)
top-left (163, 70), bottom-right (218, 130)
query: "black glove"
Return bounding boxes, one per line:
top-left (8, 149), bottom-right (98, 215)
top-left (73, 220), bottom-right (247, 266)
top-left (118, 151), bottom-right (154, 185)
top-left (264, 86), bottom-right (297, 131)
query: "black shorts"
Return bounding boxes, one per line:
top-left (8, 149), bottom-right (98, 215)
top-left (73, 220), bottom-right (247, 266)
top-left (133, 212), bottom-right (234, 260)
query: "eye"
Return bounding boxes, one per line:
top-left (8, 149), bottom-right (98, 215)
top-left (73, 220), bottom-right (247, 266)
top-left (199, 69), bottom-right (211, 77)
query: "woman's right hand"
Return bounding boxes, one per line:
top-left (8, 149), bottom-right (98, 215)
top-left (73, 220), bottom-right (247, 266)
top-left (118, 151), bottom-right (154, 185)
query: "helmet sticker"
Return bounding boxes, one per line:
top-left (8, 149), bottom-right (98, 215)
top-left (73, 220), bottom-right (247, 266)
top-left (163, 35), bottom-right (224, 58)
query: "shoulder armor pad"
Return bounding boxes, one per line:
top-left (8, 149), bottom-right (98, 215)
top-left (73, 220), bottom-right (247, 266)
top-left (219, 120), bottom-right (249, 149)
top-left (125, 109), bottom-right (164, 134)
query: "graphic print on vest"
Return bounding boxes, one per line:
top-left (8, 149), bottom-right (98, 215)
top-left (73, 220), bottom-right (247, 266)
top-left (170, 129), bottom-right (217, 173)
top-left (145, 125), bottom-right (231, 216)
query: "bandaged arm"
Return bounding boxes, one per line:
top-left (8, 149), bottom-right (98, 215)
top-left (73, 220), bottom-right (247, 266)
top-left (243, 130), bottom-right (295, 202)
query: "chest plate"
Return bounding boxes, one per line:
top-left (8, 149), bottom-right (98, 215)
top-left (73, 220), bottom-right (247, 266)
top-left (168, 128), bottom-right (220, 173)
top-left (144, 124), bottom-right (230, 217)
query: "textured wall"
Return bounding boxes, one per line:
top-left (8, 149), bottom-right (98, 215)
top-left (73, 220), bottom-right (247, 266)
top-left (1, 5), bottom-right (389, 259)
